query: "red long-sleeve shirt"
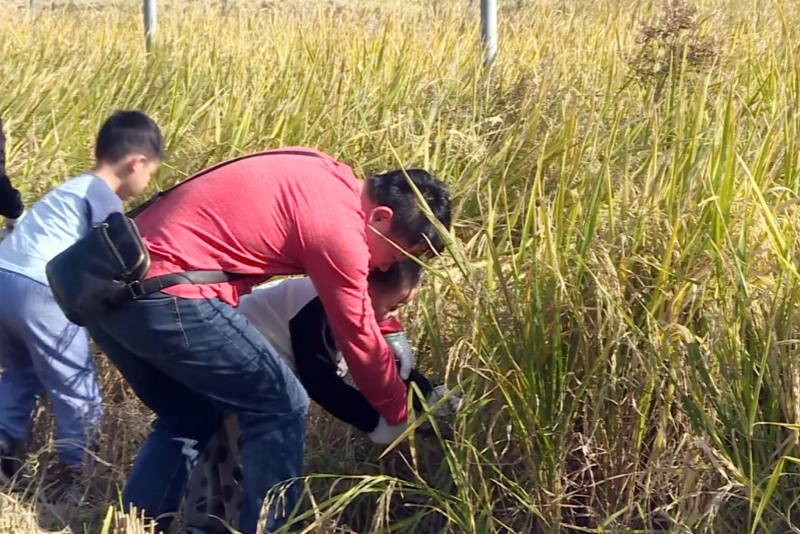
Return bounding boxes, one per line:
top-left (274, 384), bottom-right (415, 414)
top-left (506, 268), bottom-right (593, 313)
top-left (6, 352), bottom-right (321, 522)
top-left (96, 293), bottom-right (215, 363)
top-left (133, 147), bottom-right (408, 424)
top-left (379, 315), bottom-right (403, 335)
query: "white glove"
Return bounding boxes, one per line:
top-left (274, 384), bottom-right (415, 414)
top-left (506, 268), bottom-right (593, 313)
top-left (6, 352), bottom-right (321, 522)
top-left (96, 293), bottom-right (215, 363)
top-left (334, 352), bottom-right (348, 377)
top-left (367, 417), bottom-right (408, 445)
top-left (384, 332), bottom-right (414, 380)
top-left (426, 385), bottom-right (463, 419)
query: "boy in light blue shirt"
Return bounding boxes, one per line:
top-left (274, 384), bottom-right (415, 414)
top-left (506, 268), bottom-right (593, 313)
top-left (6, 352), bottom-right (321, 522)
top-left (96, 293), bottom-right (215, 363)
top-left (0, 110), bottom-right (163, 485)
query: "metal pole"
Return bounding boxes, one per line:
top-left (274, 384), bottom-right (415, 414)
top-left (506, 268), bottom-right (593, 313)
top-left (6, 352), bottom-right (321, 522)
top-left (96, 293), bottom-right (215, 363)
top-left (223, 0), bottom-right (231, 14)
top-left (480, 0), bottom-right (497, 67)
top-left (29, 0), bottom-right (37, 18)
top-left (143, 0), bottom-right (157, 52)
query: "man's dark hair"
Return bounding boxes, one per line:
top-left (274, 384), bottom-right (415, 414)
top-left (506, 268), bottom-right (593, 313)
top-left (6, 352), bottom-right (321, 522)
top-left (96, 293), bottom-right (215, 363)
top-left (365, 169), bottom-right (451, 255)
top-left (95, 110), bottom-right (164, 163)
top-left (368, 260), bottom-right (423, 293)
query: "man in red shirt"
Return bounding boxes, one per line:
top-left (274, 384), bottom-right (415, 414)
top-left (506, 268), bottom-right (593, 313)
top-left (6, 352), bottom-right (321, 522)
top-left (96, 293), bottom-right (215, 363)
top-left (83, 147), bottom-right (451, 534)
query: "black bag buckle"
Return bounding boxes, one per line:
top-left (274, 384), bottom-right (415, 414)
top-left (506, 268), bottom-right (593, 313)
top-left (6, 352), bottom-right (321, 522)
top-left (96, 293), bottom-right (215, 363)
top-left (126, 280), bottom-right (146, 300)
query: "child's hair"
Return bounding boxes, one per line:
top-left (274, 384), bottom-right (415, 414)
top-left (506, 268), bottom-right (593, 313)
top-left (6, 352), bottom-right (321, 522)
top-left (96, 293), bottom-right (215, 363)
top-left (95, 110), bottom-right (164, 163)
top-left (368, 260), bottom-right (423, 294)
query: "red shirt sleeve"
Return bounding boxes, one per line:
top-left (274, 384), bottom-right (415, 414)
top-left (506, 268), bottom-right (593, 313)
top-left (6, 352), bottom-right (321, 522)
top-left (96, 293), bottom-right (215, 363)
top-left (378, 315), bottom-right (404, 335)
top-left (297, 188), bottom-right (408, 425)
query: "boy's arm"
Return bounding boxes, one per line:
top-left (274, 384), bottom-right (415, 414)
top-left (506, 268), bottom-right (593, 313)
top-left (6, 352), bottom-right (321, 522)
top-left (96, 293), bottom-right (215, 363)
top-left (0, 117), bottom-right (24, 221)
top-left (290, 297), bottom-right (382, 433)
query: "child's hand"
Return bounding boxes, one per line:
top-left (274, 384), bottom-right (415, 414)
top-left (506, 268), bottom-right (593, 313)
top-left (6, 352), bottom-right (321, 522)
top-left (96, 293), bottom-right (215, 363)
top-left (426, 385), bottom-right (463, 419)
top-left (367, 417), bottom-right (408, 445)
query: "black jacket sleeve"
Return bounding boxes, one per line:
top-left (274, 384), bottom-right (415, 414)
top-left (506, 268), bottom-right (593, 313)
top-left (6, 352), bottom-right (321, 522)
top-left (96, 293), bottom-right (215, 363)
top-left (291, 297), bottom-right (438, 432)
top-left (0, 118), bottom-right (24, 220)
top-left (405, 368), bottom-right (434, 414)
top-left (291, 297), bottom-right (382, 433)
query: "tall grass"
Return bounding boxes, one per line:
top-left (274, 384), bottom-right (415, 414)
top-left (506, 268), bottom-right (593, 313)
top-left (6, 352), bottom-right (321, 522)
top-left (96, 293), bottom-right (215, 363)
top-left (3, 0), bottom-right (800, 532)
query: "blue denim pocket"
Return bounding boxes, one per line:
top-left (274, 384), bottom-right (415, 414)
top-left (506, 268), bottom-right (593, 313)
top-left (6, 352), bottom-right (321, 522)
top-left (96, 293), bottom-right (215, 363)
top-left (102, 295), bottom-right (191, 359)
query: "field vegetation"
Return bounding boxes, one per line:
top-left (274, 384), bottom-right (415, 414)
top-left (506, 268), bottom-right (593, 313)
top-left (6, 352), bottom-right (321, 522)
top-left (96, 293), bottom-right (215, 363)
top-left (3, 0), bottom-right (800, 532)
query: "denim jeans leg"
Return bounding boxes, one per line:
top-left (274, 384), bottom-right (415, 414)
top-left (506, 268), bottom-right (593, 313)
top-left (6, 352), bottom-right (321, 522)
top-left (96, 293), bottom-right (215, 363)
top-left (88, 293), bottom-right (309, 534)
top-left (0, 271), bottom-right (44, 447)
top-left (0, 336), bottom-right (42, 447)
top-left (86, 319), bottom-right (222, 532)
top-left (0, 269), bottom-right (101, 466)
top-left (238, 407), bottom-right (307, 533)
top-left (24, 322), bottom-right (101, 467)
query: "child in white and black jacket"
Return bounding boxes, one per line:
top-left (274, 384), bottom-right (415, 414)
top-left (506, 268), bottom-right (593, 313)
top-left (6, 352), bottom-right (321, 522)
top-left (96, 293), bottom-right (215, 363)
top-left (182, 261), bottom-right (459, 533)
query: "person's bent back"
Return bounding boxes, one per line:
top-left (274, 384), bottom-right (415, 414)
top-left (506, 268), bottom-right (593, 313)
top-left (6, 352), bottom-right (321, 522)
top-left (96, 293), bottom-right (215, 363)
top-left (133, 152), bottom-right (451, 425)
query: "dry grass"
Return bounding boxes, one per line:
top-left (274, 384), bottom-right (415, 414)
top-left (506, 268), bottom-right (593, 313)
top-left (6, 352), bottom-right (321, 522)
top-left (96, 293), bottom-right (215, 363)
top-left (4, 0), bottom-right (800, 532)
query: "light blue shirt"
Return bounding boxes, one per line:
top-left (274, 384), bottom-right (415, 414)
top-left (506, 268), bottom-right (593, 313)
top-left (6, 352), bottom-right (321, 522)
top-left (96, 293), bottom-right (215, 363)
top-left (0, 173), bottom-right (123, 286)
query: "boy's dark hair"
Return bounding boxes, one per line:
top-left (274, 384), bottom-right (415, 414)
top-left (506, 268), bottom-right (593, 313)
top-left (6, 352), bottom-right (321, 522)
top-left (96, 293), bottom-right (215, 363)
top-left (365, 169), bottom-right (451, 256)
top-left (368, 260), bottom-right (423, 294)
top-left (95, 110), bottom-right (164, 163)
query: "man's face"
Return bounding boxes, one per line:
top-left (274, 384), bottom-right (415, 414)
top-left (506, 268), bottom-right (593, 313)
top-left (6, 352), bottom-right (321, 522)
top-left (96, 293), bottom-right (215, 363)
top-left (364, 205), bottom-right (417, 272)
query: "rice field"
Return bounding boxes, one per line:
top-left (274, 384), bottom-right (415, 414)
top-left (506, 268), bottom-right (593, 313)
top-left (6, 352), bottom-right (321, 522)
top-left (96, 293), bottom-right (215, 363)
top-left (3, 0), bottom-right (800, 532)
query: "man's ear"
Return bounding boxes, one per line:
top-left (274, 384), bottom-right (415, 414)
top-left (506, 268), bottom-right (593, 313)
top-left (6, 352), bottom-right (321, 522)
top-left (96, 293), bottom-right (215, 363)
top-left (367, 205), bottom-right (394, 230)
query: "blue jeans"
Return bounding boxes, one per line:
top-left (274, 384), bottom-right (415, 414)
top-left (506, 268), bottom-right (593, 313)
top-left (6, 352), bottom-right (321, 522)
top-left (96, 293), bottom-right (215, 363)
top-left (0, 269), bottom-right (102, 466)
top-left (85, 292), bottom-right (308, 534)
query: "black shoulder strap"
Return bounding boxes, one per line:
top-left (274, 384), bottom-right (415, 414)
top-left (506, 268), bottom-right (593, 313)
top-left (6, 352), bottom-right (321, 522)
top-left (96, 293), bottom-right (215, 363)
top-left (126, 149), bottom-right (326, 219)
top-left (131, 270), bottom-right (246, 300)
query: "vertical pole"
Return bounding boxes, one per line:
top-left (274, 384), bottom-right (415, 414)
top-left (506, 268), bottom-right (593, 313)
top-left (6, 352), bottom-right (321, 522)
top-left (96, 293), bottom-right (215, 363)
top-left (481, 0), bottom-right (497, 67)
top-left (223, 0), bottom-right (231, 14)
top-left (143, 0), bottom-right (157, 53)
top-left (29, 0), bottom-right (37, 18)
